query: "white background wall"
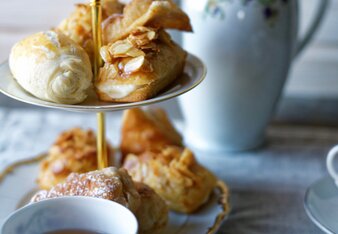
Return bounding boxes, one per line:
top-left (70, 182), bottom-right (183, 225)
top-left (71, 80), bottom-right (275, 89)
top-left (286, 0), bottom-right (338, 98)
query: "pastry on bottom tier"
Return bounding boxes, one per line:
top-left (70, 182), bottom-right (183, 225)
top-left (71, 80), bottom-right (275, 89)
top-left (96, 27), bottom-right (187, 102)
top-left (32, 167), bottom-right (140, 213)
top-left (37, 128), bottom-right (114, 190)
top-left (120, 107), bottom-right (183, 160)
top-left (123, 146), bottom-right (217, 213)
top-left (134, 182), bottom-right (168, 234)
top-left (32, 167), bottom-right (168, 234)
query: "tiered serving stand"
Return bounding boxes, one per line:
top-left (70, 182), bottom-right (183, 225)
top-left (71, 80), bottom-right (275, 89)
top-left (0, 0), bottom-right (229, 233)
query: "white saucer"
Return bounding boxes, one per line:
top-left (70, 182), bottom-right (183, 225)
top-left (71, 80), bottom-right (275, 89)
top-left (0, 53), bottom-right (206, 112)
top-left (304, 176), bottom-right (338, 234)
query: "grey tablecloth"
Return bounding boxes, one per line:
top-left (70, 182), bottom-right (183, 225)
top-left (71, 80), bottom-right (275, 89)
top-left (0, 107), bottom-right (334, 234)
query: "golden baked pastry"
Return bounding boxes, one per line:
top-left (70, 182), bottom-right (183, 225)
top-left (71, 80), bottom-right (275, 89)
top-left (103, 0), bottom-right (192, 44)
top-left (96, 27), bottom-right (186, 102)
top-left (120, 108), bottom-right (183, 160)
top-left (134, 182), bottom-right (168, 234)
top-left (9, 30), bottom-right (92, 104)
top-left (32, 167), bottom-right (168, 233)
top-left (95, 0), bottom-right (192, 102)
top-left (37, 128), bottom-right (114, 190)
top-left (32, 167), bottom-right (141, 213)
top-left (123, 146), bottom-right (217, 213)
top-left (57, 0), bottom-right (124, 63)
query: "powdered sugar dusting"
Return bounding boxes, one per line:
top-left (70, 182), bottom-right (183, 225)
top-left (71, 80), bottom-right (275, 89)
top-left (32, 167), bottom-right (140, 211)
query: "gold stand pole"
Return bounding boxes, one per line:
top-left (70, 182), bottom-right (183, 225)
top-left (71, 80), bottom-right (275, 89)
top-left (91, 0), bottom-right (108, 169)
top-left (96, 112), bottom-right (108, 169)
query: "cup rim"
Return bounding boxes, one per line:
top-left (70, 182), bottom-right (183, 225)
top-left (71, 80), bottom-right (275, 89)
top-left (1, 196), bottom-right (138, 234)
top-left (327, 145), bottom-right (338, 185)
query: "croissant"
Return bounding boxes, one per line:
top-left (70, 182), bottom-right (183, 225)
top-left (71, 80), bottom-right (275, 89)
top-left (9, 30), bottom-right (92, 104)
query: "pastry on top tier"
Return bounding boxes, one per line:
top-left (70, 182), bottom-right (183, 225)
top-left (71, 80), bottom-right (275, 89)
top-left (103, 0), bottom-right (192, 44)
top-left (95, 0), bottom-right (193, 102)
top-left (57, 0), bottom-right (124, 63)
top-left (96, 28), bottom-right (187, 102)
top-left (9, 30), bottom-right (92, 104)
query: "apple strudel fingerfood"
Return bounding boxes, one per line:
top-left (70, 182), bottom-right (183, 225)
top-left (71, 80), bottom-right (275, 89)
top-left (95, 0), bottom-right (193, 102)
top-left (37, 128), bottom-right (114, 190)
top-left (120, 108), bottom-right (183, 160)
top-left (32, 167), bottom-right (168, 234)
top-left (96, 27), bottom-right (186, 102)
top-left (33, 167), bottom-right (140, 212)
top-left (123, 146), bottom-right (217, 213)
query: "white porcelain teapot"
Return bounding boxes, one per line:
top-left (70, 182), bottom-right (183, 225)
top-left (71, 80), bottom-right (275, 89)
top-left (179, 0), bottom-right (329, 152)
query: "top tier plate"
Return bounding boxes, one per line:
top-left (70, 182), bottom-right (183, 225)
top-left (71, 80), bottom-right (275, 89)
top-left (0, 53), bottom-right (206, 112)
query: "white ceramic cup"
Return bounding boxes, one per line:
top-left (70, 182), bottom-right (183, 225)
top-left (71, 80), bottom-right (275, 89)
top-left (327, 145), bottom-right (338, 186)
top-left (1, 196), bottom-right (138, 234)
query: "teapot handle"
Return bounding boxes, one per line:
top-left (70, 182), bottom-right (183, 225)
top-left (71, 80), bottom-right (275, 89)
top-left (295, 0), bottom-right (330, 57)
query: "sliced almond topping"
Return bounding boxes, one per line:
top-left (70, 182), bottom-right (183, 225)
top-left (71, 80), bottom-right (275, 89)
top-left (129, 37), bottom-right (147, 47)
top-left (147, 31), bottom-right (156, 40)
top-left (109, 41), bottom-right (133, 57)
top-left (127, 27), bottom-right (158, 47)
top-left (118, 61), bottom-right (124, 71)
top-left (124, 56), bottom-right (145, 74)
top-left (100, 46), bottom-right (112, 63)
top-left (126, 47), bottom-right (145, 57)
top-left (101, 27), bottom-right (159, 77)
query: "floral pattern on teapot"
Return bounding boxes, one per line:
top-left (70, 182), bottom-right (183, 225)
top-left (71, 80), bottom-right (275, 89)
top-left (204, 0), bottom-right (289, 21)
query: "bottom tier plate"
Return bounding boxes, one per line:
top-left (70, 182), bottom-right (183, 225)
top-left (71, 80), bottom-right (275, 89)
top-left (0, 156), bottom-right (229, 234)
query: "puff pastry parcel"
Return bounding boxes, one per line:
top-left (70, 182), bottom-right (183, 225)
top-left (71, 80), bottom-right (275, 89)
top-left (9, 30), bottom-right (92, 104)
top-left (37, 128), bottom-right (114, 190)
top-left (33, 167), bottom-right (140, 213)
top-left (102, 0), bottom-right (192, 44)
top-left (96, 28), bottom-right (187, 102)
top-left (33, 167), bottom-right (168, 234)
top-left (94, 0), bottom-right (192, 102)
top-left (120, 108), bottom-right (183, 160)
top-left (123, 146), bottom-right (217, 213)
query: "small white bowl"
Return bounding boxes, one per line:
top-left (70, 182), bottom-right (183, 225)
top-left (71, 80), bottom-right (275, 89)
top-left (1, 196), bottom-right (138, 234)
